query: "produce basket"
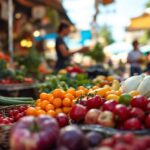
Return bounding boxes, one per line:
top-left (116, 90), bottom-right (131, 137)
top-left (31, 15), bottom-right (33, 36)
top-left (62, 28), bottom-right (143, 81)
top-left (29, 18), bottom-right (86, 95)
top-left (0, 104), bottom-right (29, 114)
top-left (80, 125), bottom-right (150, 136)
top-left (0, 125), bottom-right (11, 150)
top-left (0, 105), bottom-right (30, 150)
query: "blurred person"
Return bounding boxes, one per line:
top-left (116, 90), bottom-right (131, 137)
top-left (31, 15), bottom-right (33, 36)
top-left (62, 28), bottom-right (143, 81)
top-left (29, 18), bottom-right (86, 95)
top-left (145, 52), bottom-right (150, 74)
top-left (118, 59), bottom-right (126, 76)
top-left (127, 40), bottom-right (143, 76)
top-left (55, 22), bottom-right (89, 70)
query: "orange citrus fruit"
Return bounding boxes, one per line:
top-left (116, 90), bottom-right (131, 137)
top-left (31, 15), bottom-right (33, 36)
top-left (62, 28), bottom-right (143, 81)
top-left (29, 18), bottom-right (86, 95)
top-left (55, 108), bottom-right (63, 114)
top-left (53, 98), bottom-right (62, 108)
top-left (45, 104), bottom-right (55, 112)
top-left (67, 88), bottom-right (76, 96)
top-left (26, 107), bottom-right (36, 116)
top-left (36, 109), bottom-right (46, 116)
top-left (63, 98), bottom-right (72, 107)
top-left (63, 107), bottom-right (71, 114)
top-left (40, 93), bottom-right (49, 100)
top-left (47, 110), bottom-right (57, 117)
top-left (65, 93), bottom-right (75, 101)
top-left (40, 100), bottom-right (49, 110)
top-left (75, 90), bottom-right (85, 97)
top-left (52, 89), bottom-right (65, 98)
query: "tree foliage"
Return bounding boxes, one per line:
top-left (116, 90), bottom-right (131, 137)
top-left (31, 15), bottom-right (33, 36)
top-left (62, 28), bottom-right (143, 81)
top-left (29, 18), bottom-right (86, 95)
top-left (99, 26), bottom-right (114, 45)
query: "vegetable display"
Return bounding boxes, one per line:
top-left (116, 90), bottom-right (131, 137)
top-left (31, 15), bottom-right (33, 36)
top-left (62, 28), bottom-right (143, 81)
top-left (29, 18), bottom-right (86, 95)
top-left (0, 96), bottom-right (34, 106)
top-left (121, 75), bottom-right (150, 97)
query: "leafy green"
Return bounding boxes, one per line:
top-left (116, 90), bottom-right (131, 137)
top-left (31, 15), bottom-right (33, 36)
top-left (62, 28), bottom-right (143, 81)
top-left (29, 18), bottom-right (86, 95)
top-left (85, 43), bottom-right (105, 63)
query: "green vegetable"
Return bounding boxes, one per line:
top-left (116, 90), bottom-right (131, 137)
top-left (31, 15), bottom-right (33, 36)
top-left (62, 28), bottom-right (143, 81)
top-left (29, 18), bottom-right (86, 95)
top-left (0, 96), bottom-right (34, 102)
top-left (0, 97), bottom-right (34, 106)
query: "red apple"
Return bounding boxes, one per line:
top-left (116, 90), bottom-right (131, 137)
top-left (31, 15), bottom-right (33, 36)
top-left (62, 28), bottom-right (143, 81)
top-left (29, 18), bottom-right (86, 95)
top-left (124, 118), bottom-right (142, 130)
top-left (103, 100), bottom-right (118, 113)
top-left (101, 138), bottom-right (115, 147)
top-left (69, 104), bottom-right (87, 121)
top-left (129, 107), bottom-right (145, 121)
top-left (122, 133), bottom-right (135, 144)
top-left (97, 111), bottom-right (115, 127)
top-left (114, 104), bottom-right (129, 122)
top-left (146, 101), bottom-right (150, 112)
top-left (132, 139), bottom-right (147, 150)
top-left (86, 95), bottom-right (103, 109)
top-left (85, 109), bottom-right (101, 124)
top-left (145, 114), bottom-right (150, 128)
top-left (113, 143), bottom-right (129, 150)
top-left (56, 113), bottom-right (69, 127)
top-left (131, 95), bottom-right (148, 110)
top-left (113, 134), bottom-right (124, 143)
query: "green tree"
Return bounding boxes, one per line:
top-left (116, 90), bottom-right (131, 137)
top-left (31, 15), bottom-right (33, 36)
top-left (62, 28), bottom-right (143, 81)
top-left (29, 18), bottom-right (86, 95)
top-left (99, 26), bottom-right (114, 45)
top-left (139, 0), bottom-right (150, 45)
top-left (146, 0), bottom-right (150, 8)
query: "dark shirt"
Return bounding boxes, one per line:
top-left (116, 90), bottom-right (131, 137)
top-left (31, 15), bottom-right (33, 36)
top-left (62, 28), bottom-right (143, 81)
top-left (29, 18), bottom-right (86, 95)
top-left (55, 36), bottom-right (70, 70)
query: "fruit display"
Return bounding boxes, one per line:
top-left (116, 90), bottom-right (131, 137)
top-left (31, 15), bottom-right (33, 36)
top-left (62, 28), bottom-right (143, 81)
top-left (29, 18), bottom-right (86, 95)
top-left (0, 105), bottom-right (29, 125)
top-left (26, 87), bottom-right (89, 117)
top-left (70, 94), bottom-right (150, 130)
top-left (99, 133), bottom-right (150, 150)
top-left (1, 73), bottom-right (150, 150)
top-left (10, 116), bottom-right (150, 150)
top-left (0, 60), bottom-right (34, 85)
top-left (0, 96), bottom-right (34, 106)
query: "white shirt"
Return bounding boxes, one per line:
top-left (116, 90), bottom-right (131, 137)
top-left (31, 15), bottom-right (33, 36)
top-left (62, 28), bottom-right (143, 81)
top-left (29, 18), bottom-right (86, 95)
top-left (127, 50), bottom-right (142, 67)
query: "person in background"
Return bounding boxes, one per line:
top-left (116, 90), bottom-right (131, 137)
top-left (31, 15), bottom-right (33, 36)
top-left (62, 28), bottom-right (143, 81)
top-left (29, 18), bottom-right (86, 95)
top-left (145, 52), bottom-right (150, 74)
top-left (55, 22), bottom-right (89, 70)
top-left (127, 40), bottom-right (143, 76)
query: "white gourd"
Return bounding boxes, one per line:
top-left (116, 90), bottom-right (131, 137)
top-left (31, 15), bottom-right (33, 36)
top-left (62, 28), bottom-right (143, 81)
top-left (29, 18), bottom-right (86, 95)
top-left (137, 76), bottom-right (150, 97)
top-left (121, 75), bottom-right (145, 93)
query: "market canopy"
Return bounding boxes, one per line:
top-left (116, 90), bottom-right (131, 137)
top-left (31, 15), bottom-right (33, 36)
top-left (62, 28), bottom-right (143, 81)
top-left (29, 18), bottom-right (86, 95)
top-left (15, 0), bottom-right (63, 11)
top-left (14, 0), bottom-right (72, 24)
top-left (126, 13), bottom-right (150, 31)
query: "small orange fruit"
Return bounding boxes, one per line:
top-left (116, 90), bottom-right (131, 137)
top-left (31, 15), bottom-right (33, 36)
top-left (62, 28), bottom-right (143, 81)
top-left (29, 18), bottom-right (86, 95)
top-left (35, 107), bottom-right (41, 110)
top-left (53, 98), bottom-right (62, 108)
top-left (47, 110), bottom-right (57, 117)
top-left (55, 108), bottom-right (63, 114)
top-left (35, 99), bottom-right (41, 105)
top-left (36, 109), bottom-right (46, 116)
top-left (75, 90), bottom-right (85, 98)
top-left (48, 95), bottom-right (54, 103)
top-left (53, 89), bottom-right (65, 98)
top-left (40, 100), bottom-right (49, 110)
top-left (26, 107), bottom-right (36, 116)
top-left (45, 104), bottom-right (55, 112)
top-left (40, 93), bottom-right (49, 100)
top-left (65, 93), bottom-right (75, 101)
top-left (67, 88), bottom-right (76, 96)
top-left (63, 107), bottom-right (71, 114)
top-left (63, 98), bottom-right (72, 107)
top-left (107, 76), bottom-right (115, 82)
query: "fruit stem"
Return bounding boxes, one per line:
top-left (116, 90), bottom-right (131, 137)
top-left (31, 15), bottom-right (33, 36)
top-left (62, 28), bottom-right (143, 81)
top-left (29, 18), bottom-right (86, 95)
top-left (30, 119), bottom-right (40, 133)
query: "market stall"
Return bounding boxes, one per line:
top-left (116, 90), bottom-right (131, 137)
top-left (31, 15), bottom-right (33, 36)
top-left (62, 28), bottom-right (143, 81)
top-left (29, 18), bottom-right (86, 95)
top-left (0, 1), bottom-right (150, 150)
